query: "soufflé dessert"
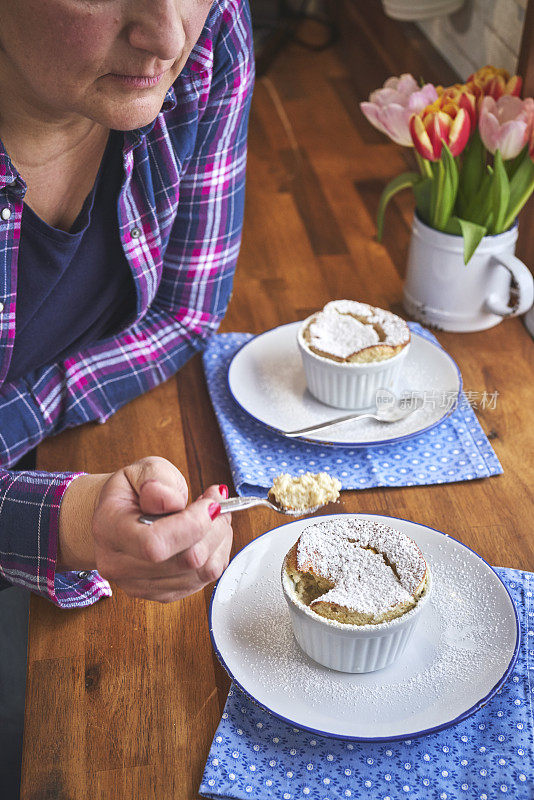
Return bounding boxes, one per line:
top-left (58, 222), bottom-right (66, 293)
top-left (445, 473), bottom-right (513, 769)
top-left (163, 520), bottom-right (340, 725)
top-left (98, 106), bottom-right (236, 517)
top-left (269, 472), bottom-right (341, 512)
top-left (282, 516), bottom-right (431, 672)
top-left (297, 300), bottom-right (411, 409)
top-left (301, 300), bottom-right (410, 364)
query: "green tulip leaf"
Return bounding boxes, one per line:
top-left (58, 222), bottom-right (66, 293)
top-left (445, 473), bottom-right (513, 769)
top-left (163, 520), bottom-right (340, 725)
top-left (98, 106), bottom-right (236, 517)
top-left (413, 177), bottom-right (433, 224)
top-left (461, 169), bottom-right (493, 227)
top-left (457, 130), bottom-right (486, 218)
top-left (502, 150), bottom-right (534, 232)
top-left (376, 172), bottom-right (420, 241)
top-left (449, 216), bottom-right (488, 264)
top-left (431, 144), bottom-right (459, 230)
top-left (505, 145), bottom-right (527, 181)
top-left (491, 150), bottom-right (510, 234)
top-left (441, 216), bottom-right (462, 235)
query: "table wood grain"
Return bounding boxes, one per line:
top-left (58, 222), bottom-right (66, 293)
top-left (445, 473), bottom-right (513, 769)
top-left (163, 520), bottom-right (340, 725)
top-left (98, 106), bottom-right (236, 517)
top-left (21, 8), bottom-right (534, 799)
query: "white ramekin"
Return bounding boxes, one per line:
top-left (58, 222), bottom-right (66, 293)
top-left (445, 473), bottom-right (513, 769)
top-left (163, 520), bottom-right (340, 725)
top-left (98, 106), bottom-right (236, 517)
top-left (297, 315), bottom-right (410, 409)
top-left (281, 567), bottom-right (432, 673)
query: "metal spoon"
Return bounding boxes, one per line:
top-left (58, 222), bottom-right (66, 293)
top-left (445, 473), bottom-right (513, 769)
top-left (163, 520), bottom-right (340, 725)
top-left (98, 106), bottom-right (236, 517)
top-left (283, 394), bottom-right (424, 438)
top-left (138, 494), bottom-right (324, 525)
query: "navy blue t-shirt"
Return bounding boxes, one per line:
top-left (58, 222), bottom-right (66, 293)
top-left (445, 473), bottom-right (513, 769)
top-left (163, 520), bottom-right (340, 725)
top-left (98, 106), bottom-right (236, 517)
top-left (6, 131), bottom-right (136, 382)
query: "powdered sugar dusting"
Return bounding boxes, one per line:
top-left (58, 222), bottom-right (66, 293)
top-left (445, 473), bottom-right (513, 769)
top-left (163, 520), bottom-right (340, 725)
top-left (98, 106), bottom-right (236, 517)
top-left (308, 311), bottom-right (379, 359)
top-left (296, 518), bottom-right (427, 619)
top-left (305, 300), bottom-right (410, 360)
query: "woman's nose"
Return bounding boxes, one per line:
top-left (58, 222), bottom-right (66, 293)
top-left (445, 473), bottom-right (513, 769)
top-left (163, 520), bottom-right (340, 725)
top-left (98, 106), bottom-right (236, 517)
top-left (126, 1), bottom-right (186, 62)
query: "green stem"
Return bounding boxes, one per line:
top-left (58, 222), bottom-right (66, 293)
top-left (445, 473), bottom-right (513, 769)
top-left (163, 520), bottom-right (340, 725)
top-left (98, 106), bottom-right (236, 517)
top-left (430, 158), bottom-right (446, 229)
top-left (414, 151), bottom-right (433, 179)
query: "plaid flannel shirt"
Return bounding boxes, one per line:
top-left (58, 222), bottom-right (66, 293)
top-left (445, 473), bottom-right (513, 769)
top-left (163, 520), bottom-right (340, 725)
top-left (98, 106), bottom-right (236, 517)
top-left (0, 0), bottom-right (254, 608)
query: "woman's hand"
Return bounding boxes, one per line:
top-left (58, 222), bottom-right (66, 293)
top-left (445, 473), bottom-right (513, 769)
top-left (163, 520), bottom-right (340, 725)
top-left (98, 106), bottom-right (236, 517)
top-left (58, 457), bottom-right (232, 602)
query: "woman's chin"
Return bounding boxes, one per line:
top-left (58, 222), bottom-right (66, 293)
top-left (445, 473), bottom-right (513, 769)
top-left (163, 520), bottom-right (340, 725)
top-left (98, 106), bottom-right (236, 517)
top-left (88, 83), bottom-right (172, 131)
top-left (98, 103), bottom-right (164, 132)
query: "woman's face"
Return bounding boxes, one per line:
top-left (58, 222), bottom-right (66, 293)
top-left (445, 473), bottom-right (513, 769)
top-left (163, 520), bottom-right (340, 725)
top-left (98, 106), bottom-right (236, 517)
top-left (0, 0), bottom-right (214, 130)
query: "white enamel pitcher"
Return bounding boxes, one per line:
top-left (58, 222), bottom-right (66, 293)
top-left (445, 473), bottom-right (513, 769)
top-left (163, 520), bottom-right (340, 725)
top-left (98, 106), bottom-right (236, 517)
top-left (403, 216), bottom-right (534, 332)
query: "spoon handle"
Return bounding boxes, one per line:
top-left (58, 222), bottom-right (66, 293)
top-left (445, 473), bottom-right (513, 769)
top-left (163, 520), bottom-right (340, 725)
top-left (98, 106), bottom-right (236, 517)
top-left (283, 412), bottom-right (375, 437)
top-left (138, 496), bottom-right (263, 525)
top-left (219, 496), bottom-right (265, 513)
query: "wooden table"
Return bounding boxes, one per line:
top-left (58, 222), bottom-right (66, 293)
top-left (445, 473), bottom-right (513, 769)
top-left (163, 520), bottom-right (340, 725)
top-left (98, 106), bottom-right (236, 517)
top-left (21, 7), bottom-right (534, 799)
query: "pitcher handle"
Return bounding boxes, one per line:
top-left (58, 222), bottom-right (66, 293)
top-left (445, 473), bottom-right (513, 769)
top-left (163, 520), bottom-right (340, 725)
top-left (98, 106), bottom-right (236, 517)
top-left (485, 253), bottom-right (534, 317)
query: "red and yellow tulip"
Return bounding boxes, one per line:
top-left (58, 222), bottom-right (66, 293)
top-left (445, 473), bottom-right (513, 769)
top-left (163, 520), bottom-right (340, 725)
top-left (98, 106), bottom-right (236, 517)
top-left (466, 65), bottom-right (522, 103)
top-left (409, 94), bottom-right (471, 160)
top-left (437, 84), bottom-right (477, 127)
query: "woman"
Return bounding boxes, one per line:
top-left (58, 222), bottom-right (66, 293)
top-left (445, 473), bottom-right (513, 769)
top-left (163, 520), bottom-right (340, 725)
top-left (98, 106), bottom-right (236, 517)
top-left (0, 0), bottom-right (255, 608)
top-left (0, 1), bottom-right (254, 791)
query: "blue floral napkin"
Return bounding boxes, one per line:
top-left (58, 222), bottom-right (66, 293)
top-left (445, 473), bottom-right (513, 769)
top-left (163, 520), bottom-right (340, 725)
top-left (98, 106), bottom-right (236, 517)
top-left (200, 567), bottom-right (532, 800)
top-left (202, 324), bottom-right (502, 496)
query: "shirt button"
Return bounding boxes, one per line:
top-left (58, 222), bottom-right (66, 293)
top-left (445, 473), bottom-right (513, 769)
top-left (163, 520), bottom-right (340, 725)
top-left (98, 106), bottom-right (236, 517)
top-left (78, 571), bottom-right (91, 579)
top-left (131, 227), bottom-right (141, 239)
top-left (0, 302), bottom-right (4, 313)
top-left (1, 207), bottom-right (11, 221)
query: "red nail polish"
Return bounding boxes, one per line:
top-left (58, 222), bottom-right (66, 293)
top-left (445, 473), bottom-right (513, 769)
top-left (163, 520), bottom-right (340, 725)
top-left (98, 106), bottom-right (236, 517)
top-left (209, 502), bottom-right (221, 520)
top-left (219, 484), bottom-right (229, 499)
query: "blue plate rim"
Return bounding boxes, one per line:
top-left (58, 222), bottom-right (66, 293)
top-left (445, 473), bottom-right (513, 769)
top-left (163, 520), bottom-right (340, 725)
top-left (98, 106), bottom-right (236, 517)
top-left (208, 513), bottom-right (521, 742)
top-left (226, 322), bottom-right (464, 448)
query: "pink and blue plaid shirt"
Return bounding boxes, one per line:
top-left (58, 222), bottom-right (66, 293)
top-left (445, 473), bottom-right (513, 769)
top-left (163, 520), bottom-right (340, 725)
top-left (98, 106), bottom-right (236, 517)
top-left (0, 0), bottom-right (254, 608)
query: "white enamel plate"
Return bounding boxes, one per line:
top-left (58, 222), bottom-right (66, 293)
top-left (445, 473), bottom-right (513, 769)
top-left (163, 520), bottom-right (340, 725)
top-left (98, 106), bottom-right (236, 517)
top-left (209, 514), bottom-right (519, 741)
top-left (227, 322), bottom-right (462, 446)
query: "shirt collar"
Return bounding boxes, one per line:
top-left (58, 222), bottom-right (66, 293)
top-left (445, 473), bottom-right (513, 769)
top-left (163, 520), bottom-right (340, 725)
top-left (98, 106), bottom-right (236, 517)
top-left (121, 85), bottom-right (177, 150)
top-left (0, 147), bottom-right (26, 194)
top-left (162, 85), bottom-right (178, 112)
top-left (187, 35), bottom-right (214, 77)
top-left (185, 0), bottom-right (217, 77)
top-left (0, 151), bottom-right (16, 188)
top-left (137, 85), bottom-right (177, 134)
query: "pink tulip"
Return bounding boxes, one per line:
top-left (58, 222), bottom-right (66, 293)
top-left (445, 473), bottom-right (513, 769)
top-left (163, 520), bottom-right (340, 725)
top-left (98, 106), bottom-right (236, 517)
top-left (360, 74), bottom-right (438, 147)
top-left (479, 95), bottom-right (534, 160)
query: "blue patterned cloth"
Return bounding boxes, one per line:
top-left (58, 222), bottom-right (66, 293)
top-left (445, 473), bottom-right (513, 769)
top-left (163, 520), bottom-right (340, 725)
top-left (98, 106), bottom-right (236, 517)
top-left (200, 568), bottom-right (532, 800)
top-left (202, 325), bottom-right (502, 496)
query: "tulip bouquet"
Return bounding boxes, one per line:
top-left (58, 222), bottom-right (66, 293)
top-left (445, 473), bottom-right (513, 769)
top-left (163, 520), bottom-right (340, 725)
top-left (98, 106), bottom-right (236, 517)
top-left (361, 66), bottom-right (534, 263)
